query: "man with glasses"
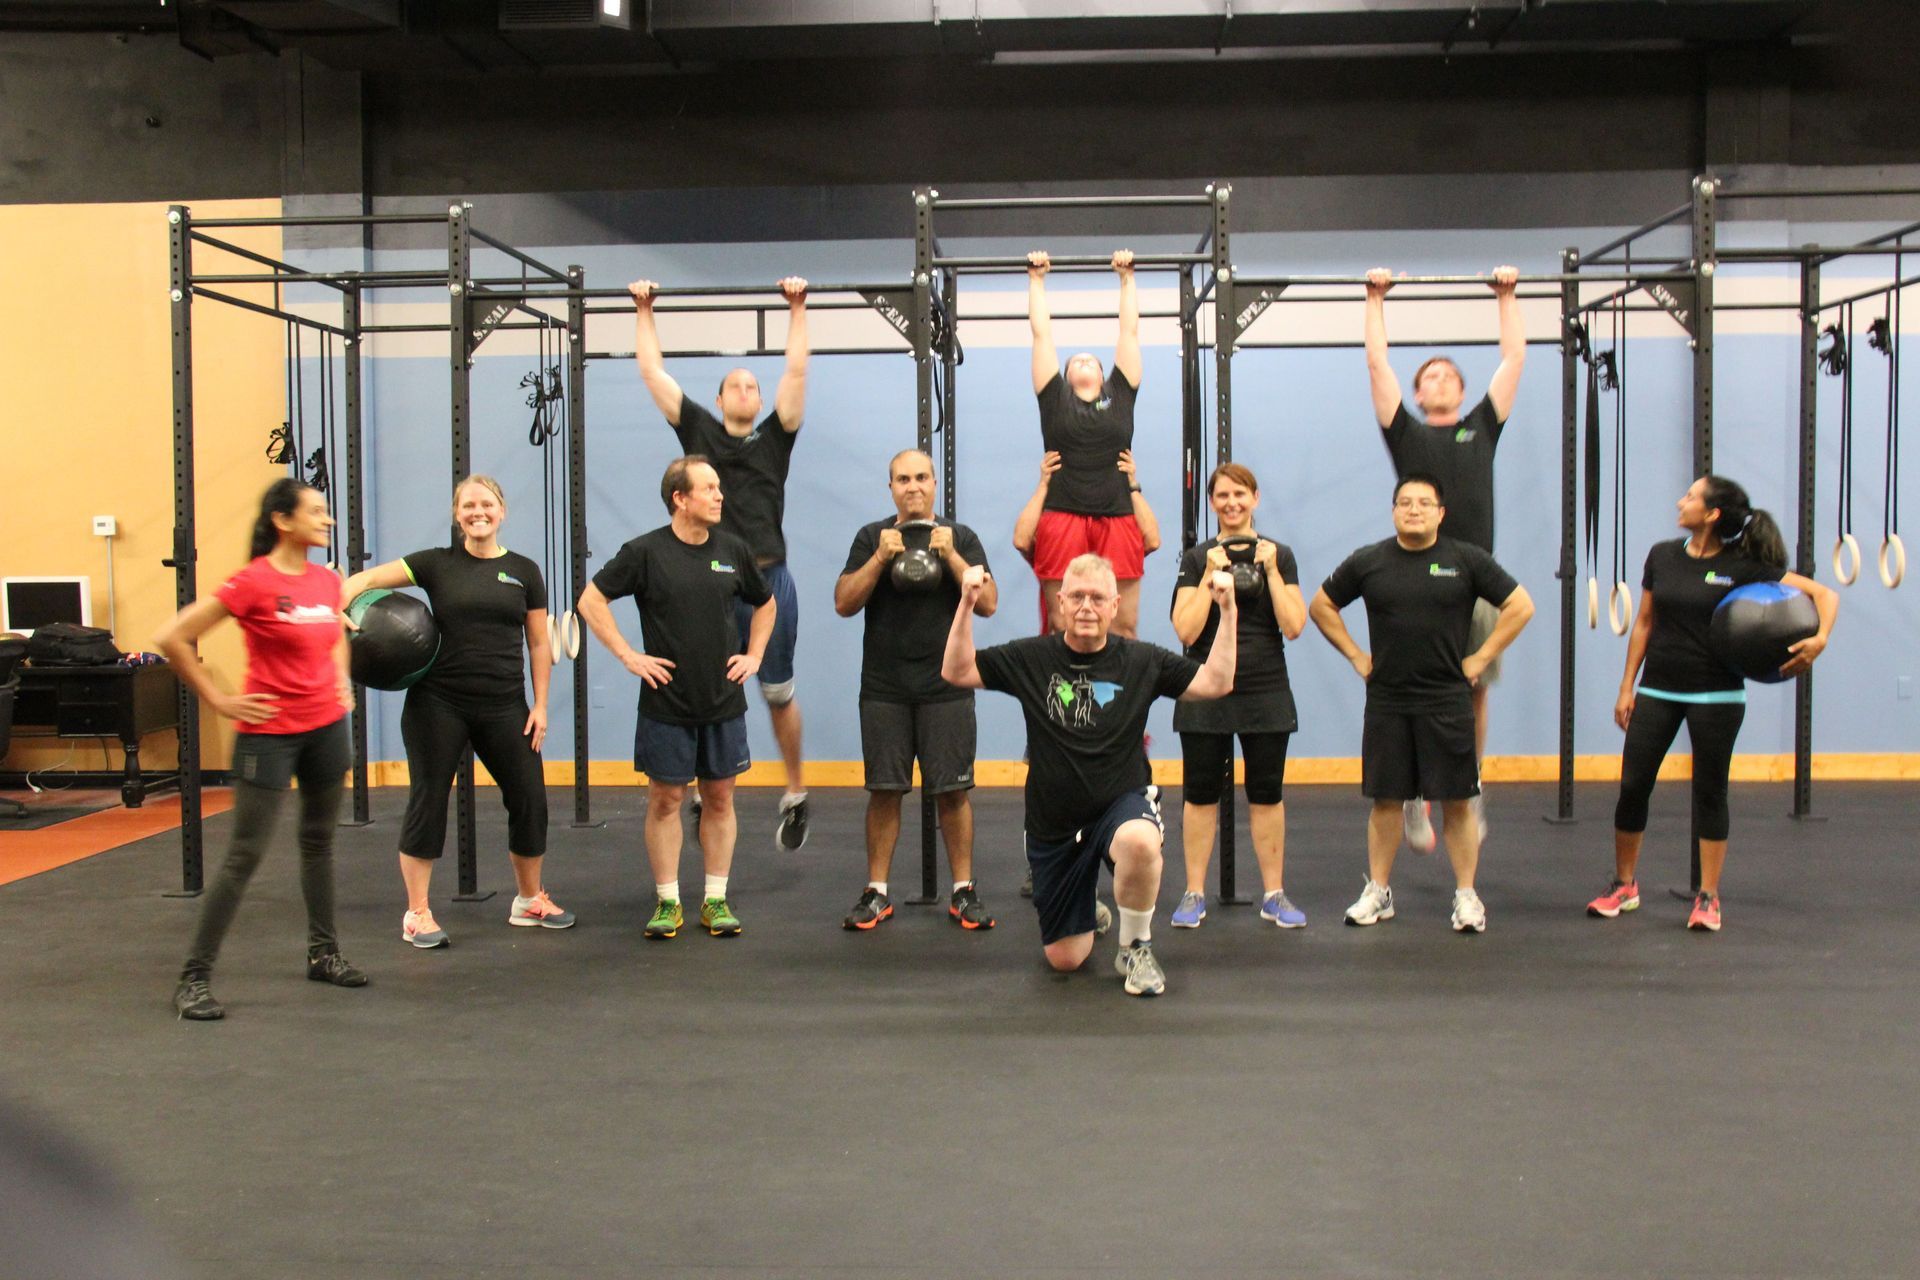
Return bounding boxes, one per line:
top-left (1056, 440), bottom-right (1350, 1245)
top-left (942, 553), bottom-right (1239, 996)
top-left (1308, 475), bottom-right (1534, 934)
top-left (1364, 265), bottom-right (1525, 849)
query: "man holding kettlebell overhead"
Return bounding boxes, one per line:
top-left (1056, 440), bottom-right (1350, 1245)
top-left (834, 449), bottom-right (999, 930)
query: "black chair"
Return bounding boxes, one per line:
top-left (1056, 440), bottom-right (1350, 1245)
top-left (1, 635), bottom-right (27, 818)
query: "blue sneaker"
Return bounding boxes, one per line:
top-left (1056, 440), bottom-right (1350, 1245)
top-left (1170, 891), bottom-right (1207, 928)
top-left (1260, 891), bottom-right (1306, 929)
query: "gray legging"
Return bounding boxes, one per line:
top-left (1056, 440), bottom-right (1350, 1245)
top-left (184, 720), bottom-right (348, 976)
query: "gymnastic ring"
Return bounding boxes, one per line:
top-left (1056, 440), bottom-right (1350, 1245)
top-left (1880, 534), bottom-right (1906, 589)
top-left (1586, 577), bottom-right (1599, 629)
top-left (1608, 581), bottom-right (1632, 636)
top-left (562, 610), bottom-right (582, 659)
top-left (1832, 534), bottom-right (1860, 586)
top-left (548, 613), bottom-right (563, 657)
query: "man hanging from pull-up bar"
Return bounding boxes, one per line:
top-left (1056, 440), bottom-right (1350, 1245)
top-left (628, 276), bottom-right (813, 852)
top-left (1027, 249), bottom-right (1150, 637)
top-left (1363, 264), bottom-right (1524, 851)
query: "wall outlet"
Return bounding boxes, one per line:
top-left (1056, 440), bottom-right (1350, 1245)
top-left (92, 515), bottom-right (116, 537)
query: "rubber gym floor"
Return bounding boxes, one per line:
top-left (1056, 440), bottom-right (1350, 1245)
top-left (3, 780), bottom-right (1914, 1279)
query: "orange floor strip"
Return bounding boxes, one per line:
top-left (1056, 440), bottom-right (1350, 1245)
top-left (0, 790), bottom-right (234, 886)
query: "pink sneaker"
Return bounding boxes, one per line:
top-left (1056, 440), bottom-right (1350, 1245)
top-left (1687, 892), bottom-right (1722, 932)
top-left (509, 890), bottom-right (576, 929)
top-left (1586, 879), bottom-right (1641, 919)
top-left (402, 908), bottom-right (449, 949)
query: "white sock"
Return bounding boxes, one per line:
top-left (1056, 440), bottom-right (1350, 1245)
top-left (953, 880), bottom-right (972, 894)
top-left (705, 874), bottom-right (728, 900)
top-left (656, 882), bottom-right (680, 904)
top-left (779, 791), bottom-right (807, 811)
top-left (868, 880), bottom-right (889, 897)
top-left (1118, 906), bottom-right (1153, 948)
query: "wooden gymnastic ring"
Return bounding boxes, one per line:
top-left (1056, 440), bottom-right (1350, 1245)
top-left (1832, 534), bottom-right (1860, 586)
top-left (1586, 577), bottom-right (1599, 629)
top-left (1608, 581), bottom-right (1632, 635)
top-left (562, 609), bottom-right (582, 659)
top-left (1880, 534), bottom-right (1906, 589)
top-left (548, 613), bottom-right (563, 657)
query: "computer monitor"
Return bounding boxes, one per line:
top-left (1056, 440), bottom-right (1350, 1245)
top-left (2, 577), bottom-right (92, 637)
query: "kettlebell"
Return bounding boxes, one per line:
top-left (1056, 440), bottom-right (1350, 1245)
top-left (889, 519), bottom-right (944, 593)
top-left (1219, 535), bottom-right (1264, 601)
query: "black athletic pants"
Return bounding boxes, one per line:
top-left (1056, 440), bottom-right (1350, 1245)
top-left (398, 686), bottom-right (548, 859)
top-left (1614, 695), bottom-right (1745, 842)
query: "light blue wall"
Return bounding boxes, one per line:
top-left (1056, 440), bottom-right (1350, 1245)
top-left (286, 222), bottom-right (1920, 768)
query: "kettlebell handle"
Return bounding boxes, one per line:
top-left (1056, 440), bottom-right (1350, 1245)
top-left (898, 519), bottom-right (937, 530)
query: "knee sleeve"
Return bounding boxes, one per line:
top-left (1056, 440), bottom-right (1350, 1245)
top-left (761, 678), bottom-right (797, 707)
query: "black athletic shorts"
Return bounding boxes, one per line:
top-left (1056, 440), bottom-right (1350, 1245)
top-left (230, 716), bottom-right (351, 791)
top-left (1025, 786), bottom-right (1164, 945)
top-left (1360, 706), bottom-right (1480, 803)
top-left (859, 698), bottom-right (977, 794)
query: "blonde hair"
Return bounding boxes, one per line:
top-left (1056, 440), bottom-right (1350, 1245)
top-left (453, 474), bottom-right (507, 518)
top-left (1062, 553), bottom-right (1117, 593)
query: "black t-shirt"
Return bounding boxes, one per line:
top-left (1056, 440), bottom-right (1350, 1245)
top-left (1382, 394), bottom-right (1504, 552)
top-left (1639, 538), bottom-right (1786, 694)
top-left (1169, 535), bottom-right (1300, 734)
top-left (841, 516), bottom-right (991, 705)
top-left (672, 394), bottom-right (797, 564)
top-left (400, 546), bottom-right (546, 706)
top-left (1037, 371), bottom-right (1137, 517)
top-left (1321, 535), bottom-right (1519, 714)
top-left (590, 525), bottom-right (772, 726)
top-left (975, 634), bottom-right (1199, 843)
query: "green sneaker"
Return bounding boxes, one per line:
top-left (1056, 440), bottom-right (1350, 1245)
top-left (701, 896), bottom-right (742, 937)
top-left (644, 898), bottom-right (683, 940)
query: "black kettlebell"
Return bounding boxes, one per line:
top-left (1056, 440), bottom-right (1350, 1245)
top-left (889, 519), bottom-right (944, 593)
top-left (1219, 535), bottom-right (1264, 602)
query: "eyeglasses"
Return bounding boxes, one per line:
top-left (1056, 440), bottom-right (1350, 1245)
top-left (1393, 497), bottom-right (1440, 510)
top-left (1061, 591), bottom-right (1116, 609)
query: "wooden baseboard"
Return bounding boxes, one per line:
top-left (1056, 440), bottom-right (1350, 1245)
top-left (361, 753), bottom-right (1920, 788)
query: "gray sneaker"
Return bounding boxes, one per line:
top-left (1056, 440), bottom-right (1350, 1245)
top-left (1094, 900), bottom-right (1112, 936)
top-left (1114, 940), bottom-right (1166, 996)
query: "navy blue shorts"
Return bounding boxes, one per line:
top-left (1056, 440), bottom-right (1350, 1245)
top-left (735, 560), bottom-right (798, 690)
top-left (1026, 786), bottom-right (1164, 945)
top-left (635, 713), bottom-right (751, 785)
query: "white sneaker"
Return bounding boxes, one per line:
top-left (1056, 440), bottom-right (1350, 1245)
top-left (1452, 887), bottom-right (1487, 933)
top-left (1470, 793), bottom-right (1488, 843)
top-left (1403, 799), bottom-right (1436, 854)
top-left (1094, 900), bottom-right (1113, 936)
top-left (1344, 879), bottom-right (1395, 926)
top-left (1113, 940), bottom-right (1166, 996)
top-left (402, 908), bottom-right (449, 949)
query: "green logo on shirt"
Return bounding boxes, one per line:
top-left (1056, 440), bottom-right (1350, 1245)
top-left (710, 560), bottom-right (736, 573)
top-left (1455, 428), bottom-right (1477, 443)
top-left (497, 572), bottom-right (524, 588)
top-left (1704, 571), bottom-right (1733, 585)
top-left (1429, 564), bottom-right (1460, 577)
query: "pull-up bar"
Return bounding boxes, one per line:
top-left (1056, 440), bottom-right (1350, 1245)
top-left (1718, 185), bottom-right (1920, 201)
top-left (933, 253), bottom-right (1209, 270)
top-left (192, 271), bottom-right (449, 287)
top-left (469, 282), bottom-right (910, 302)
top-left (188, 212), bottom-right (450, 229)
top-left (930, 194), bottom-right (1215, 211)
top-left (1819, 271), bottom-right (1920, 313)
top-left (1233, 270), bottom-right (1680, 288)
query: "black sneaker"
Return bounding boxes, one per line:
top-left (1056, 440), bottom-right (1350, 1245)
top-left (306, 951), bottom-right (370, 988)
top-left (1020, 865), bottom-right (1033, 898)
top-left (949, 884), bottom-right (995, 930)
top-left (842, 887), bottom-right (893, 931)
top-left (776, 795), bottom-right (810, 852)
top-left (173, 975), bottom-right (224, 1021)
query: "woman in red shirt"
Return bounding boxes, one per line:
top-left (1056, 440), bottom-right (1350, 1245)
top-left (156, 479), bottom-right (367, 1021)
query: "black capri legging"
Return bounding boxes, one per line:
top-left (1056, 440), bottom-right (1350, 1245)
top-left (1613, 695), bottom-right (1745, 841)
top-left (1180, 731), bottom-right (1291, 807)
top-left (399, 687), bottom-right (548, 858)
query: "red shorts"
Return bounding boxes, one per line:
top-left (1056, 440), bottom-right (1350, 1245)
top-left (1032, 509), bottom-right (1146, 581)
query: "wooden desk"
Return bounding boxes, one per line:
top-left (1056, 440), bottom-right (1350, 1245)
top-left (10, 664), bottom-right (182, 808)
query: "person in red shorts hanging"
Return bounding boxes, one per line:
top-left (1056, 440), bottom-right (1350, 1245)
top-left (1026, 248), bottom-right (1153, 636)
top-left (1013, 448), bottom-right (1160, 634)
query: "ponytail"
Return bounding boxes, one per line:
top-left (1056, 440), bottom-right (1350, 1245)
top-left (1701, 473), bottom-right (1788, 569)
top-left (249, 478), bottom-right (309, 560)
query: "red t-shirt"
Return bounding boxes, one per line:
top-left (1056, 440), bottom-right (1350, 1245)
top-left (214, 557), bottom-right (345, 735)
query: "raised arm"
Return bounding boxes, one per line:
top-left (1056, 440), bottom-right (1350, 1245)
top-left (1012, 451), bottom-right (1061, 561)
top-left (941, 565), bottom-right (990, 689)
top-left (1485, 265), bottom-right (1526, 421)
top-left (628, 280), bottom-right (685, 425)
top-left (773, 276), bottom-right (809, 430)
top-left (1364, 268), bottom-right (1403, 428)
top-left (1112, 250), bottom-right (1142, 387)
top-left (930, 524), bottom-right (998, 617)
top-left (1117, 450), bottom-right (1160, 555)
top-left (1178, 574), bottom-right (1239, 700)
top-left (1028, 251), bottom-right (1057, 394)
top-left (1309, 587), bottom-right (1373, 682)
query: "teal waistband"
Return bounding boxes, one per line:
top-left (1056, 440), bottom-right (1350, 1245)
top-left (1639, 686), bottom-right (1747, 706)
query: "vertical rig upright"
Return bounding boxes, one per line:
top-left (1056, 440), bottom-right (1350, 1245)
top-left (342, 285), bottom-right (372, 825)
top-left (910, 186), bottom-right (940, 904)
top-left (1207, 183), bottom-right (1252, 902)
top-left (447, 202), bottom-right (488, 901)
top-left (1555, 248), bottom-right (1581, 822)
top-left (1686, 175), bottom-right (1718, 893)
top-left (1793, 256), bottom-right (1821, 818)
top-left (166, 205), bottom-right (204, 896)
top-left (566, 266), bottom-right (596, 828)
